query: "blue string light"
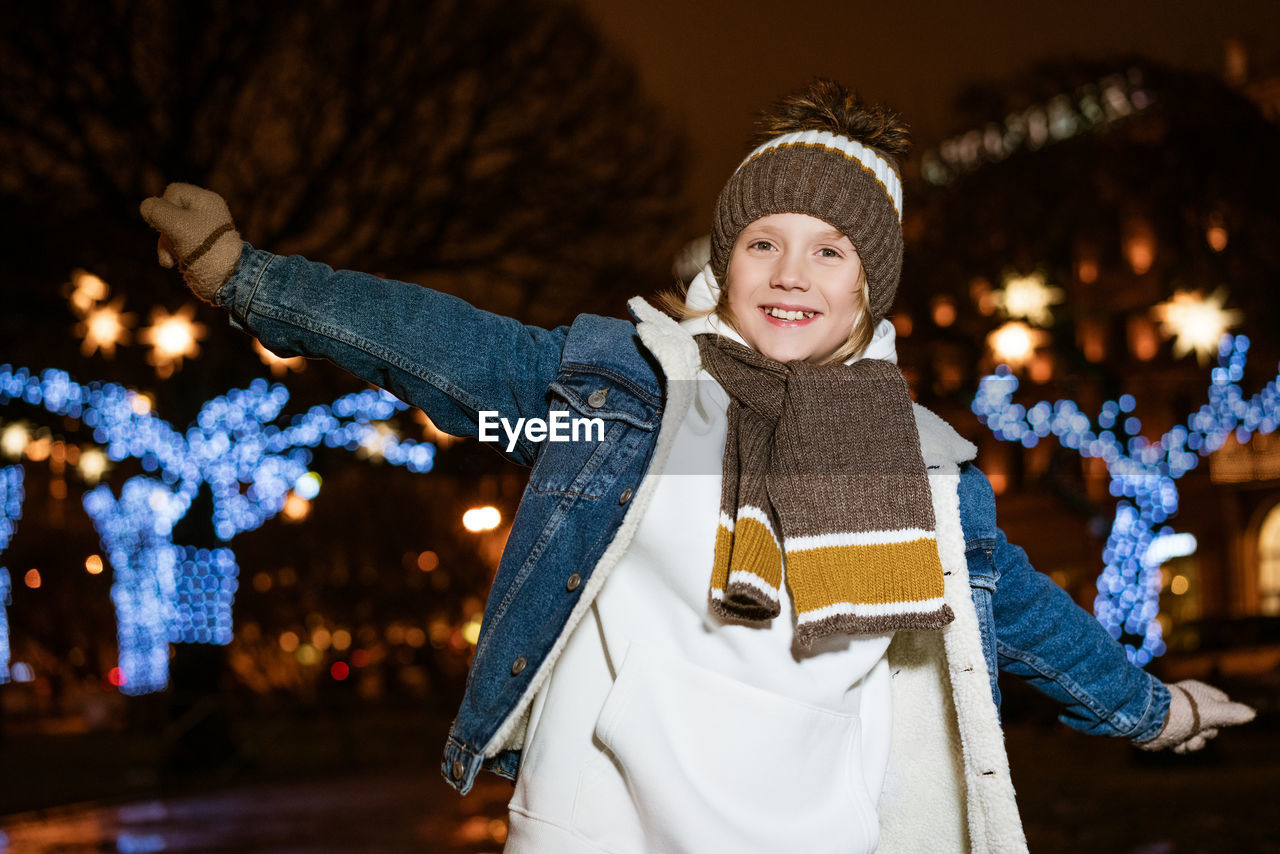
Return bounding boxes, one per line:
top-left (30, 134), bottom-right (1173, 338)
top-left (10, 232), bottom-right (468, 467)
top-left (0, 367), bottom-right (436, 693)
top-left (973, 334), bottom-right (1280, 665)
top-left (0, 465), bottom-right (23, 683)
top-left (84, 478), bottom-right (181, 695)
top-left (170, 546), bottom-right (238, 645)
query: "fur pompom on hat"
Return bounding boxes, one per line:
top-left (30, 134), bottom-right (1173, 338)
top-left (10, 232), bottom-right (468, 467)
top-left (710, 79), bottom-right (911, 324)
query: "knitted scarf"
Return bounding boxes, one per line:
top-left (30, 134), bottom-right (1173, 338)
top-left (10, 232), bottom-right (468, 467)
top-left (696, 334), bottom-right (954, 646)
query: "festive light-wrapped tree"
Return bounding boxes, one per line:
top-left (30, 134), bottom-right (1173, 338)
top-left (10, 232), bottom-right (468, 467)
top-left (973, 335), bottom-right (1280, 662)
top-left (0, 1), bottom-right (685, 712)
top-left (0, 362), bottom-right (435, 693)
top-left (901, 59), bottom-right (1280, 660)
top-left (0, 465), bottom-right (23, 682)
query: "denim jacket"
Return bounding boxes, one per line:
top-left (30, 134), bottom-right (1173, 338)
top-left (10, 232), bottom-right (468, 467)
top-left (219, 246), bottom-right (1170, 805)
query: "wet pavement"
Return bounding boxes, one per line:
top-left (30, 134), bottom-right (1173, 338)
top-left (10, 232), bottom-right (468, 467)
top-left (0, 771), bottom-right (515, 854)
top-left (2, 719), bottom-right (1277, 853)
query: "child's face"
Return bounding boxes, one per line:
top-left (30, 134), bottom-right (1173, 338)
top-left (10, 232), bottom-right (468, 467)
top-left (725, 213), bottom-right (864, 364)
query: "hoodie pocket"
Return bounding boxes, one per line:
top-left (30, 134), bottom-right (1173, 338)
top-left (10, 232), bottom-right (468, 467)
top-left (573, 642), bottom-right (879, 854)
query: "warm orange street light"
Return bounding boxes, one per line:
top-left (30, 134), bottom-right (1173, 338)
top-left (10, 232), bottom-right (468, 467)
top-left (77, 447), bottom-right (109, 484)
top-left (988, 321), bottom-right (1046, 370)
top-left (1, 422), bottom-right (30, 459)
top-left (281, 492), bottom-right (312, 522)
top-left (463, 506), bottom-right (501, 532)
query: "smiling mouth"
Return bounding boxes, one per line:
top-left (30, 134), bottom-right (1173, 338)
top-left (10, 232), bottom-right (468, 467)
top-left (760, 305), bottom-right (820, 324)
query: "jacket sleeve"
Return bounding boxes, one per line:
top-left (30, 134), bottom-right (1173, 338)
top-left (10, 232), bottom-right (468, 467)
top-left (215, 244), bottom-right (567, 465)
top-left (989, 523), bottom-right (1171, 741)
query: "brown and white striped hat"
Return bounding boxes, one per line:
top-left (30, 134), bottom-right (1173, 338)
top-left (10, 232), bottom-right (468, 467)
top-left (709, 82), bottom-right (908, 324)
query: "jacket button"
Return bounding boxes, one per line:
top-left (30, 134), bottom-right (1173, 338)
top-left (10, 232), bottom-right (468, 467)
top-left (511, 656), bottom-right (527, 676)
top-left (618, 487), bottom-right (633, 505)
top-left (566, 573), bottom-right (582, 592)
top-left (451, 759), bottom-right (464, 780)
top-left (587, 388), bottom-right (608, 408)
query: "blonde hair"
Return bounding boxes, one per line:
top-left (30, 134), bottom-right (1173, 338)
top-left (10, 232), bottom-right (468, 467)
top-left (654, 264), bottom-right (875, 365)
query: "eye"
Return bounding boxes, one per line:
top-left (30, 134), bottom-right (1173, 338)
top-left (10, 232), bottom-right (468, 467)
top-left (748, 239), bottom-right (775, 251)
top-left (817, 247), bottom-right (843, 259)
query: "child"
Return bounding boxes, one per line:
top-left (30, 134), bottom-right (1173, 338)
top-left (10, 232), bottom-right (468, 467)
top-left (142, 79), bottom-right (1253, 853)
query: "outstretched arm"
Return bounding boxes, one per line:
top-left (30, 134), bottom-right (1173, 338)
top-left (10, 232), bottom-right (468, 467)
top-left (957, 461), bottom-right (1255, 750)
top-left (988, 525), bottom-right (1171, 740)
top-left (991, 527), bottom-right (1256, 750)
top-left (141, 183), bottom-right (565, 465)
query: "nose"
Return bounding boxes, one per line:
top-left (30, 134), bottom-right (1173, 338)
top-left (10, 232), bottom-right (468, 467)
top-left (771, 250), bottom-right (809, 291)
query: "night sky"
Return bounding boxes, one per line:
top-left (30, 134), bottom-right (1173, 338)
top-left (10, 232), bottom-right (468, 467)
top-left (576, 0), bottom-right (1280, 232)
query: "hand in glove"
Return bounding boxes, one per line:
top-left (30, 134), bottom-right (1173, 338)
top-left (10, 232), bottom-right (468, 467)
top-left (139, 183), bottom-right (243, 303)
top-left (1136, 679), bottom-right (1256, 753)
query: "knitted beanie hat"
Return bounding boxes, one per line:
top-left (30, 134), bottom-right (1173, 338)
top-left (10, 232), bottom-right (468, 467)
top-left (710, 79), bottom-right (910, 324)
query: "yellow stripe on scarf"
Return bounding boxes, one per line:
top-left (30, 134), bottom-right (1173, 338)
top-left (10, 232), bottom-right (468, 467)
top-left (785, 537), bottom-right (945, 613)
top-left (711, 516), bottom-right (782, 595)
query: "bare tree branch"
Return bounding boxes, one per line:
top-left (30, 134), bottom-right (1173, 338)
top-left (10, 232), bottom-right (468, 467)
top-left (0, 0), bottom-right (687, 327)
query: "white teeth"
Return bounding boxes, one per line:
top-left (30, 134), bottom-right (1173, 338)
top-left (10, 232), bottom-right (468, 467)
top-left (764, 307), bottom-right (815, 321)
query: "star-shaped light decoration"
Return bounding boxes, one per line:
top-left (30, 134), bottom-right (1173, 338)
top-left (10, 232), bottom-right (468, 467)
top-left (987, 321), bottom-right (1048, 370)
top-left (993, 273), bottom-right (1064, 327)
top-left (77, 297), bottom-right (135, 358)
top-left (1151, 288), bottom-right (1243, 364)
top-left (140, 305), bottom-right (207, 378)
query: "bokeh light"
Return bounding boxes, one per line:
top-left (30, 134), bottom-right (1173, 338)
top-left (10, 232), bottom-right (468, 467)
top-left (974, 334), bottom-right (1279, 664)
top-left (462, 506), bottom-right (501, 532)
top-left (1152, 288), bottom-right (1244, 364)
top-left (140, 306), bottom-right (207, 378)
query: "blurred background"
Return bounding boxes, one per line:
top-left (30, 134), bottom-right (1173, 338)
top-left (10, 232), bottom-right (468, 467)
top-left (2, 1), bottom-right (1279, 852)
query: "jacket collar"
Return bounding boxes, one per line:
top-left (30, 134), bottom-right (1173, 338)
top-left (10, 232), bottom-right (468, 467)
top-left (628, 296), bottom-right (701, 384)
top-left (914, 403), bottom-right (977, 468)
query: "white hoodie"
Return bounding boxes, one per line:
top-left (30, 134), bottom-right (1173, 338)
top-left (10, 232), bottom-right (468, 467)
top-left (504, 267), bottom-right (902, 854)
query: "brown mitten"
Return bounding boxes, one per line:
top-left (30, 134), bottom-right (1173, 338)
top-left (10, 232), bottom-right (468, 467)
top-left (139, 183), bottom-right (243, 302)
top-left (1136, 679), bottom-right (1256, 753)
